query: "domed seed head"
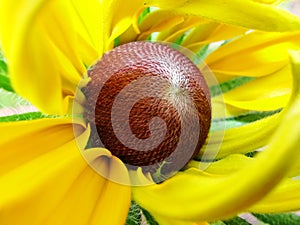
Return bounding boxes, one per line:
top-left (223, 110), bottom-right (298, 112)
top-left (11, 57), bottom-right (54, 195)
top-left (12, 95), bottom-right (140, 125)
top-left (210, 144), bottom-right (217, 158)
top-left (83, 41), bottom-right (211, 177)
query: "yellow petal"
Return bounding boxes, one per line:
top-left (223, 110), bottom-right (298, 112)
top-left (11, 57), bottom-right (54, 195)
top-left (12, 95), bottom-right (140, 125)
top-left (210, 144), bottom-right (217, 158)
top-left (101, 0), bottom-right (145, 51)
top-left (82, 148), bottom-right (131, 225)
top-left (153, 213), bottom-right (208, 225)
top-left (88, 173), bottom-right (131, 225)
top-left (155, 16), bottom-right (206, 43)
top-left (202, 113), bottom-right (280, 158)
top-left (132, 51), bottom-right (300, 221)
top-left (249, 178), bottom-right (300, 213)
top-left (190, 154), bottom-right (300, 213)
top-left (225, 95), bottom-right (289, 112)
top-left (288, 50), bottom-right (300, 102)
top-left (182, 23), bottom-right (247, 52)
top-left (191, 152), bottom-right (299, 179)
top-left (0, 118), bottom-right (131, 225)
top-left (42, 166), bottom-right (107, 225)
top-left (223, 66), bottom-right (293, 111)
top-left (253, 0), bottom-right (284, 4)
top-left (206, 31), bottom-right (300, 78)
top-left (145, 0), bottom-right (300, 31)
top-left (43, 150), bottom-right (131, 225)
top-left (0, 120), bottom-right (87, 225)
top-left (187, 154), bottom-right (254, 174)
top-left (0, 117), bottom-right (84, 175)
top-left (0, 0), bottom-right (87, 114)
top-left (138, 10), bottom-right (185, 41)
top-left (69, 0), bottom-right (104, 59)
top-left (119, 25), bottom-right (140, 46)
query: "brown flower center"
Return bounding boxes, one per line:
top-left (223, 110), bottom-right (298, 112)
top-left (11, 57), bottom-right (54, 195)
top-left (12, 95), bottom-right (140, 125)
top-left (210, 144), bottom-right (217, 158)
top-left (83, 42), bottom-right (211, 176)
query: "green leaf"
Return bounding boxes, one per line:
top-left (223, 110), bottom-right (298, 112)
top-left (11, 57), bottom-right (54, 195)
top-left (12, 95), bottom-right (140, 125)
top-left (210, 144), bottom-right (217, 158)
top-left (0, 51), bottom-right (13, 92)
top-left (244, 151), bottom-right (258, 158)
top-left (226, 109), bottom-right (281, 124)
top-left (141, 208), bottom-right (159, 225)
top-left (193, 44), bottom-right (210, 64)
top-left (126, 201), bottom-right (142, 225)
top-left (138, 7), bottom-right (151, 24)
top-left (253, 213), bottom-right (300, 225)
top-left (0, 74), bottom-right (14, 92)
top-left (0, 88), bottom-right (48, 122)
top-left (211, 109), bottom-right (281, 131)
top-left (223, 217), bottom-right (251, 225)
top-left (223, 109), bottom-right (281, 129)
top-left (0, 51), bottom-right (8, 76)
top-left (173, 34), bottom-right (186, 45)
top-left (210, 76), bottom-right (256, 97)
top-left (0, 112), bottom-right (50, 122)
top-left (0, 88), bottom-right (32, 109)
top-left (125, 201), bottom-right (159, 225)
top-left (211, 221), bottom-right (226, 225)
top-left (114, 37), bottom-right (121, 47)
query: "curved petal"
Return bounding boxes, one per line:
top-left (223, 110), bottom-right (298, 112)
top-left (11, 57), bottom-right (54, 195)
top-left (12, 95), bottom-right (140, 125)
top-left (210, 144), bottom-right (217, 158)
top-left (145, 0), bottom-right (300, 31)
top-left (43, 149), bottom-right (131, 225)
top-left (189, 153), bottom-right (300, 214)
top-left (181, 23), bottom-right (247, 52)
top-left (69, 0), bottom-right (104, 62)
top-left (191, 155), bottom-right (300, 213)
top-left (101, 0), bottom-right (145, 51)
top-left (249, 178), bottom-right (300, 213)
top-left (0, 117), bottom-right (84, 175)
top-left (42, 165), bottom-right (108, 225)
top-left (87, 157), bottom-right (131, 225)
top-left (223, 66), bottom-right (293, 111)
top-left (132, 51), bottom-right (300, 222)
top-left (190, 152), bottom-right (299, 179)
top-left (0, 0), bottom-right (147, 114)
top-left (205, 31), bottom-right (300, 78)
top-left (155, 16), bottom-right (205, 43)
top-left (137, 10), bottom-right (186, 41)
top-left (0, 118), bottom-right (131, 225)
top-left (153, 213), bottom-right (209, 225)
top-left (0, 0), bottom-right (87, 114)
top-left (202, 113), bottom-right (280, 158)
top-left (253, 0), bottom-right (283, 3)
top-left (187, 154), bottom-right (254, 175)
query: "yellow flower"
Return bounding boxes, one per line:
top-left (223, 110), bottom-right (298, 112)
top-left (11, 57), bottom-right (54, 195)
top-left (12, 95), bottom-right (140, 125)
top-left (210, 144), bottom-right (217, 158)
top-left (0, 1), bottom-right (300, 225)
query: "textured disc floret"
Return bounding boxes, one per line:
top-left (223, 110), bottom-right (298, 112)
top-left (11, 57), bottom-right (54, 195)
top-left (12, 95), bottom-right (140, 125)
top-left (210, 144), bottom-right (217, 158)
top-left (83, 42), bottom-right (211, 175)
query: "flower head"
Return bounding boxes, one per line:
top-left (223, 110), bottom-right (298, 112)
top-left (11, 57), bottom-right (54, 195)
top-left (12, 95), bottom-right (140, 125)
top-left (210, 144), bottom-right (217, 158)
top-left (0, 0), bottom-right (300, 225)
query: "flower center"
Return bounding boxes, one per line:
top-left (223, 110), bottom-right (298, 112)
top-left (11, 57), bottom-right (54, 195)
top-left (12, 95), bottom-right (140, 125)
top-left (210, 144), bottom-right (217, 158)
top-left (83, 42), bottom-right (211, 176)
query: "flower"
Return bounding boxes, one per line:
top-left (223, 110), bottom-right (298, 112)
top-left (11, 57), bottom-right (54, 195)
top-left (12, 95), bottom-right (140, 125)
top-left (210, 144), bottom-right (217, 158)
top-left (0, 0), bottom-right (300, 225)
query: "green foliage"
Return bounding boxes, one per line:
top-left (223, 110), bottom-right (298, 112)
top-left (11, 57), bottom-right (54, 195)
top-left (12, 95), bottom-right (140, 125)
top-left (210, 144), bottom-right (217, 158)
top-left (126, 201), bottom-right (142, 225)
top-left (211, 213), bottom-right (300, 225)
top-left (211, 217), bottom-right (252, 225)
top-left (210, 76), bottom-right (256, 97)
top-left (138, 7), bottom-right (151, 24)
top-left (211, 109), bottom-right (281, 131)
top-left (0, 88), bottom-right (32, 110)
top-left (126, 205), bottom-right (300, 225)
top-left (0, 51), bottom-right (8, 75)
top-left (0, 51), bottom-right (14, 92)
top-left (222, 217), bottom-right (251, 225)
top-left (211, 222), bottom-right (226, 225)
top-left (193, 44), bottom-right (210, 65)
top-left (253, 213), bottom-right (300, 225)
top-left (126, 201), bottom-right (159, 225)
top-left (0, 74), bottom-right (13, 92)
top-left (140, 208), bottom-right (159, 225)
top-left (173, 34), bottom-right (186, 45)
top-left (0, 112), bottom-right (49, 122)
top-left (0, 88), bottom-right (58, 122)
